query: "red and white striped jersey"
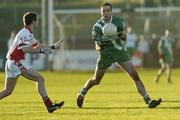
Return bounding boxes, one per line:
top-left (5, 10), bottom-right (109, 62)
top-left (6, 27), bottom-right (39, 62)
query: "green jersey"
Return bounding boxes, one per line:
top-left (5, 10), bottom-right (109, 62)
top-left (92, 16), bottom-right (125, 51)
top-left (158, 36), bottom-right (173, 63)
top-left (92, 16), bottom-right (130, 69)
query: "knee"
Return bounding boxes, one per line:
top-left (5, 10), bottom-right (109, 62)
top-left (94, 80), bottom-right (100, 85)
top-left (91, 78), bottom-right (101, 85)
top-left (37, 76), bottom-right (44, 83)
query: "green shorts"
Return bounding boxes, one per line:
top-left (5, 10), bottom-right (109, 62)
top-left (97, 47), bottom-right (130, 69)
top-left (161, 54), bottom-right (173, 64)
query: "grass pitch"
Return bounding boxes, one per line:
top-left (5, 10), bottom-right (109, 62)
top-left (0, 68), bottom-right (180, 120)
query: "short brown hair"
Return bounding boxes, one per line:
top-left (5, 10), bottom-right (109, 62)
top-left (23, 12), bottom-right (38, 26)
top-left (101, 2), bottom-right (112, 10)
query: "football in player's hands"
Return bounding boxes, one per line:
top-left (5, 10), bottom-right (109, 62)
top-left (102, 23), bottom-right (117, 37)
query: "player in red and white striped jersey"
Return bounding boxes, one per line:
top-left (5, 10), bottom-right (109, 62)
top-left (0, 12), bottom-right (64, 113)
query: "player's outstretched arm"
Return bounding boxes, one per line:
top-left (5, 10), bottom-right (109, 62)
top-left (39, 40), bottom-right (63, 49)
top-left (22, 46), bottom-right (52, 55)
top-left (22, 40), bottom-right (63, 55)
top-left (22, 46), bottom-right (42, 53)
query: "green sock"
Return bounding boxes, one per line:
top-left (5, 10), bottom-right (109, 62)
top-left (80, 88), bottom-right (87, 96)
top-left (144, 94), bottom-right (151, 104)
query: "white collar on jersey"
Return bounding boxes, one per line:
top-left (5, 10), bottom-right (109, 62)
top-left (101, 16), bottom-right (113, 23)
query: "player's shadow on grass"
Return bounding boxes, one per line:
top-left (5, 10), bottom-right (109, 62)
top-left (65, 106), bottom-right (147, 110)
top-left (163, 100), bottom-right (180, 103)
top-left (64, 106), bottom-right (180, 110)
top-left (82, 106), bottom-right (147, 109)
top-left (159, 107), bottom-right (180, 109)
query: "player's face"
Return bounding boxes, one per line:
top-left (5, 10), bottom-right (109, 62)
top-left (101, 5), bottom-right (112, 21)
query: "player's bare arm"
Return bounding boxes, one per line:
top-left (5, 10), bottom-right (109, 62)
top-left (39, 39), bottom-right (63, 49)
top-left (22, 46), bottom-right (42, 53)
top-left (22, 39), bottom-right (63, 54)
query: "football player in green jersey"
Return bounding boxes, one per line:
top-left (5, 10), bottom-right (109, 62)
top-left (154, 29), bottom-right (174, 84)
top-left (77, 2), bottom-right (161, 108)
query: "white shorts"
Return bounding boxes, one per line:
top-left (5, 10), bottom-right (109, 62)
top-left (5, 59), bottom-right (31, 78)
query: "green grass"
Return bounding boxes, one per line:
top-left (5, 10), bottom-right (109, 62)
top-left (0, 68), bottom-right (180, 120)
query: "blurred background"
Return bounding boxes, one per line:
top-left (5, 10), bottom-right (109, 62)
top-left (0, 0), bottom-right (180, 71)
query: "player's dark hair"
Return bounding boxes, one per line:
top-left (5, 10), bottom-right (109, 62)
top-left (23, 12), bottom-right (38, 26)
top-left (101, 2), bottom-right (112, 10)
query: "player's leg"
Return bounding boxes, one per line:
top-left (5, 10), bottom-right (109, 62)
top-left (21, 69), bottom-right (64, 113)
top-left (0, 77), bottom-right (18, 100)
top-left (119, 60), bottom-right (147, 97)
top-left (77, 63), bottom-right (106, 108)
top-left (0, 60), bottom-right (20, 100)
top-left (82, 65), bottom-right (106, 92)
top-left (119, 60), bottom-right (161, 108)
top-left (154, 62), bottom-right (166, 83)
top-left (166, 63), bottom-right (172, 83)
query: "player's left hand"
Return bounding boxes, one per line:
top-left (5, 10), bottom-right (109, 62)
top-left (51, 40), bottom-right (63, 49)
top-left (118, 31), bottom-right (127, 41)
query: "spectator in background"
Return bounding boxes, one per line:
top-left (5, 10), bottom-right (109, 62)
top-left (125, 26), bottom-right (138, 56)
top-left (8, 31), bottom-right (16, 49)
top-left (137, 34), bottom-right (150, 67)
top-left (149, 33), bottom-right (159, 67)
top-left (154, 29), bottom-right (174, 84)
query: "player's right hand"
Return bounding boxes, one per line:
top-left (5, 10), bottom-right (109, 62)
top-left (118, 31), bottom-right (127, 41)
